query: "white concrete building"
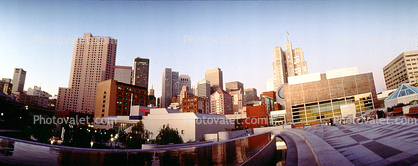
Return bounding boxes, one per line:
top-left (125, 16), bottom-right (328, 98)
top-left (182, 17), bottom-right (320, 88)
top-left (98, 107), bottom-right (234, 142)
top-left (27, 86), bottom-right (52, 98)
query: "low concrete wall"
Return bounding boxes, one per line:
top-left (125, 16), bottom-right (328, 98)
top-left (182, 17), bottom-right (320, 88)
top-left (284, 129), bottom-right (353, 166)
top-left (205, 129), bottom-right (252, 142)
top-left (253, 125), bottom-right (291, 135)
top-left (241, 134), bottom-right (276, 166)
top-left (218, 130), bottom-right (250, 141)
top-left (142, 141), bottom-right (213, 149)
top-left (203, 133), bottom-right (218, 142)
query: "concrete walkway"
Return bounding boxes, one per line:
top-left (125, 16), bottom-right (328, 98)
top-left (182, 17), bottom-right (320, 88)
top-left (278, 129), bottom-right (352, 166)
top-left (292, 117), bottom-right (418, 165)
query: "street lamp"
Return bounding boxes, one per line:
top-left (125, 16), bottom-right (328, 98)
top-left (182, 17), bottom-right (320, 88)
top-left (90, 141), bottom-right (94, 148)
top-left (110, 138), bottom-right (114, 148)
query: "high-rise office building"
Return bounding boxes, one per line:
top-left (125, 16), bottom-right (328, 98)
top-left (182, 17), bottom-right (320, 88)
top-left (272, 41), bottom-right (308, 90)
top-left (114, 65), bottom-right (132, 84)
top-left (244, 88), bottom-right (258, 102)
top-left (148, 85), bottom-right (155, 96)
top-left (11, 68), bottom-right (26, 94)
top-left (225, 81), bottom-right (244, 113)
top-left (196, 79), bottom-right (211, 98)
top-left (161, 68), bottom-right (188, 108)
top-left (133, 57), bottom-right (149, 89)
top-left (162, 68), bottom-right (172, 108)
top-left (266, 78), bottom-right (275, 91)
top-left (172, 71), bottom-right (180, 96)
top-left (190, 85), bottom-right (195, 95)
top-left (383, 51), bottom-right (418, 90)
top-left (162, 68), bottom-right (173, 108)
top-left (179, 75), bottom-right (191, 90)
top-left (57, 33), bottom-right (117, 114)
top-left (225, 81), bottom-right (244, 92)
top-left (147, 85), bottom-right (156, 107)
top-left (205, 68), bottom-right (223, 92)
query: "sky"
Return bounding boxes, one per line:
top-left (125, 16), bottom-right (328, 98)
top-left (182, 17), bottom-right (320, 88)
top-left (0, 1), bottom-right (417, 98)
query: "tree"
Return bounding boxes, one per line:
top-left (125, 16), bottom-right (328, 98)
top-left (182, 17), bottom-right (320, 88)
top-left (155, 124), bottom-right (183, 145)
top-left (131, 121), bottom-right (151, 141)
top-left (31, 123), bottom-right (54, 143)
top-left (118, 121), bottom-right (151, 149)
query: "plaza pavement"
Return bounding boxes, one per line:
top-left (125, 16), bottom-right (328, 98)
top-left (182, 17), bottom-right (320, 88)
top-left (295, 116), bottom-right (418, 165)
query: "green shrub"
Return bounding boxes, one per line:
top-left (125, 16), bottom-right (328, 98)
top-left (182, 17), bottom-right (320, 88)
top-left (155, 124), bottom-right (183, 145)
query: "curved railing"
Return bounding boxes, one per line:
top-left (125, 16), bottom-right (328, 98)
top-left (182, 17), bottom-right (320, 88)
top-left (0, 132), bottom-right (274, 165)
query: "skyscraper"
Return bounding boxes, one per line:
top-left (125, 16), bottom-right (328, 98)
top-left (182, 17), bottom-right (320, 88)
top-left (57, 33), bottom-right (117, 114)
top-left (196, 79), bottom-right (210, 98)
top-left (162, 68), bottom-right (173, 108)
top-left (133, 57), bottom-right (149, 89)
top-left (161, 68), bottom-right (188, 108)
top-left (179, 75), bottom-right (191, 90)
top-left (272, 41), bottom-right (308, 90)
top-left (225, 81), bottom-right (243, 92)
top-left (172, 71), bottom-right (180, 96)
top-left (225, 81), bottom-right (244, 113)
top-left (205, 68), bottom-right (223, 92)
top-left (244, 88), bottom-right (258, 102)
top-left (114, 65), bottom-right (132, 84)
top-left (148, 85), bottom-right (155, 96)
top-left (11, 68), bottom-right (26, 94)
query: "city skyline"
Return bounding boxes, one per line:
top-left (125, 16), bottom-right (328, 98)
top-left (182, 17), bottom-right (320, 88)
top-left (1, 1), bottom-right (418, 98)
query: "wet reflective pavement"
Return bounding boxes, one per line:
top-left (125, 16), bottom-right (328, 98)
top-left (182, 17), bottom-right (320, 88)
top-left (0, 133), bottom-right (277, 165)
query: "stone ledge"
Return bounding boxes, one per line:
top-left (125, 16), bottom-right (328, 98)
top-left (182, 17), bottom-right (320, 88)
top-left (285, 129), bottom-right (353, 166)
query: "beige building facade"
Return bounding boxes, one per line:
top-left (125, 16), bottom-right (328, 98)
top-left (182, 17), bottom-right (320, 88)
top-left (210, 89), bottom-right (233, 115)
top-left (272, 41), bottom-right (308, 90)
top-left (383, 51), bottom-right (418, 90)
top-left (205, 68), bottom-right (223, 91)
top-left (57, 33), bottom-right (117, 114)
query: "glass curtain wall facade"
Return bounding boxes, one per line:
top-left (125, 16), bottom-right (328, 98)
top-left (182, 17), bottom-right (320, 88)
top-left (282, 72), bottom-right (378, 124)
top-left (291, 93), bottom-right (374, 124)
